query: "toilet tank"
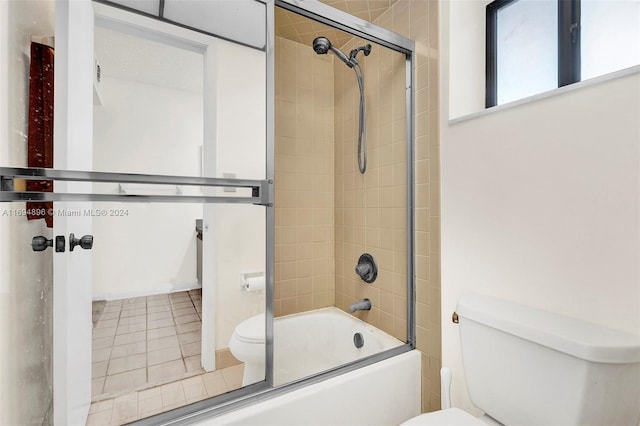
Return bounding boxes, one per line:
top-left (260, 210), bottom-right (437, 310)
top-left (457, 293), bottom-right (640, 426)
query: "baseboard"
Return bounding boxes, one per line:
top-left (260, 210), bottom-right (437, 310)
top-left (92, 282), bottom-right (201, 301)
top-left (215, 347), bottom-right (242, 369)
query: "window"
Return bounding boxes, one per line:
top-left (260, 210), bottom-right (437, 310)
top-left (486, 0), bottom-right (640, 108)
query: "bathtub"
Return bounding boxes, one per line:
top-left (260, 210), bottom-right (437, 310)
top-left (200, 308), bottom-right (420, 425)
top-left (273, 307), bottom-right (405, 385)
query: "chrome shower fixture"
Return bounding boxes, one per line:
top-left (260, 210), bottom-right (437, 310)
top-left (312, 36), bottom-right (353, 68)
top-left (312, 36), bottom-right (371, 174)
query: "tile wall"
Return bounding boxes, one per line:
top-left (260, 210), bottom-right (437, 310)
top-left (374, 0), bottom-right (442, 412)
top-left (333, 30), bottom-right (408, 343)
top-left (273, 37), bottom-right (336, 316)
top-left (275, 0), bottom-right (440, 412)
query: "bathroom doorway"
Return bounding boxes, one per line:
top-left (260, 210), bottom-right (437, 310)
top-left (85, 2), bottom-right (268, 422)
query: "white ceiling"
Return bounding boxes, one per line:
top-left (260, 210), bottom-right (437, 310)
top-left (94, 25), bottom-right (204, 94)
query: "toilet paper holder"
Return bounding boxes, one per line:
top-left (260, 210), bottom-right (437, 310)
top-left (241, 271), bottom-right (265, 291)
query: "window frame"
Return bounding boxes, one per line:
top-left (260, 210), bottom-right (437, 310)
top-left (485, 0), bottom-right (581, 108)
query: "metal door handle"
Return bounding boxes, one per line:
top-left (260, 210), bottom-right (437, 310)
top-left (69, 233), bottom-right (93, 251)
top-left (32, 235), bottom-right (66, 252)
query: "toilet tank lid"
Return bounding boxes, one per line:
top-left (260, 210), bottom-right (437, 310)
top-left (456, 293), bottom-right (640, 364)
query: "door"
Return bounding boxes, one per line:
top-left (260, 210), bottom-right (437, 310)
top-left (53, 1), bottom-right (94, 424)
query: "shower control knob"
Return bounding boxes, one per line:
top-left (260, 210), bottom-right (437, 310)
top-left (355, 253), bottom-right (378, 283)
top-left (69, 233), bottom-right (93, 251)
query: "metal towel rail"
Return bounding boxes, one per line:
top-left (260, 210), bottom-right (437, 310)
top-left (0, 167), bottom-right (272, 206)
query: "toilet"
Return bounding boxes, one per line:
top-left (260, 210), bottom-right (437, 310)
top-left (228, 313), bottom-right (265, 387)
top-left (402, 293), bottom-right (640, 425)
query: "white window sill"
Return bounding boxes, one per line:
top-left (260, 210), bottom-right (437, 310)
top-left (449, 64), bottom-right (640, 126)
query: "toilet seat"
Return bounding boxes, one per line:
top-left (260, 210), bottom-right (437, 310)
top-left (233, 313), bottom-right (265, 344)
top-left (400, 408), bottom-right (484, 426)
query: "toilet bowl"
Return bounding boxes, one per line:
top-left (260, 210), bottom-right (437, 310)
top-left (228, 313), bottom-right (265, 387)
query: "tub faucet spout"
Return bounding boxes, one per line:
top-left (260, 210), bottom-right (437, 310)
top-left (349, 298), bottom-right (371, 313)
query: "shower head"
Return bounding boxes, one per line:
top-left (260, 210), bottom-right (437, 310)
top-left (313, 36), bottom-right (331, 55)
top-left (312, 36), bottom-right (353, 68)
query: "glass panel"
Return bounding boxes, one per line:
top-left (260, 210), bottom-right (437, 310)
top-left (581, 0), bottom-right (640, 81)
top-left (1, 199), bottom-right (266, 422)
top-left (496, 0), bottom-right (558, 104)
top-left (93, 24), bottom-right (205, 178)
top-left (104, 0), bottom-right (160, 15)
top-left (163, 0), bottom-right (266, 49)
top-left (273, 8), bottom-right (406, 387)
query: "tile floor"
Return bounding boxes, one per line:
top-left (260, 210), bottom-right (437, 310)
top-left (89, 289), bottom-right (245, 425)
top-left (92, 290), bottom-right (205, 399)
top-left (86, 364), bottom-right (244, 425)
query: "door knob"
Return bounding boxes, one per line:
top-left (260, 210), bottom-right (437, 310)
top-left (32, 235), bottom-right (66, 252)
top-left (31, 236), bottom-right (52, 252)
top-left (69, 233), bottom-right (93, 251)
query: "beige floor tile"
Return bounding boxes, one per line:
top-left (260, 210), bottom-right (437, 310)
top-left (113, 331), bottom-right (146, 346)
top-left (148, 359), bottom-right (186, 383)
top-left (92, 377), bottom-right (105, 397)
top-left (95, 318), bottom-right (118, 329)
top-left (89, 399), bottom-right (113, 415)
top-left (119, 314), bottom-right (146, 325)
top-left (107, 353), bottom-right (146, 375)
top-left (147, 345), bottom-right (182, 367)
top-left (160, 381), bottom-right (186, 407)
top-left (148, 318), bottom-right (175, 330)
top-left (120, 307), bottom-right (146, 318)
top-left (173, 307), bottom-right (197, 317)
top-left (177, 331), bottom-right (200, 345)
top-left (176, 322), bottom-right (200, 334)
top-left (92, 326), bottom-right (117, 339)
top-left (116, 321), bottom-right (146, 335)
top-left (138, 386), bottom-right (162, 401)
top-left (147, 311), bottom-right (172, 321)
top-left (92, 360), bottom-right (108, 378)
top-left (147, 326), bottom-right (176, 340)
top-left (103, 368), bottom-right (146, 394)
top-left (137, 387), bottom-right (163, 419)
top-left (92, 336), bottom-right (115, 350)
top-left (93, 347), bottom-right (112, 363)
top-left (220, 364), bottom-right (244, 390)
top-left (148, 304), bottom-right (171, 314)
top-left (110, 341), bottom-right (146, 360)
top-left (202, 371), bottom-right (228, 397)
top-left (184, 355), bottom-right (204, 373)
top-left (147, 335), bottom-right (179, 352)
top-left (111, 393), bottom-right (138, 425)
top-left (99, 311), bottom-right (120, 321)
top-left (170, 301), bottom-right (193, 310)
top-left (180, 341), bottom-right (201, 357)
top-left (174, 314), bottom-right (199, 325)
top-left (181, 375), bottom-right (207, 403)
top-left (85, 409), bottom-right (112, 426)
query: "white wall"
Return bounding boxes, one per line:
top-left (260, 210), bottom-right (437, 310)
top-left (204, 39), bottom-right (266, 351)
top-left (440, 0), bottom-right (640, 416)
top-left (0, 1), bottom-right (55, 425)
top-left (92, 29), bottom-right (204, 300)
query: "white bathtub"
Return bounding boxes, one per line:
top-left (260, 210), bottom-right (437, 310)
top-left (274, 307), bottom-right (405, 385)
top-left (204, 350), bottom-right (422, 425)
top-left (203, 308), bottom-right (420, 425)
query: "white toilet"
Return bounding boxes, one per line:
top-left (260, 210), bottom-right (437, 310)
top-left (402, 293), bottom-right (640, 425)
top-left (228, 313), bottom-right (266, 387)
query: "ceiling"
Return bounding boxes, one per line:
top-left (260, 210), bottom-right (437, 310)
top-left (275, 0), bottom-right (398, 48)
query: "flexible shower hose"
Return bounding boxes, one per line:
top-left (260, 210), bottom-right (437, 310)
top-left (353, 62), bottom-right (366, 174)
